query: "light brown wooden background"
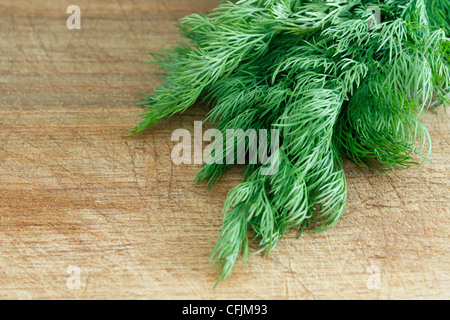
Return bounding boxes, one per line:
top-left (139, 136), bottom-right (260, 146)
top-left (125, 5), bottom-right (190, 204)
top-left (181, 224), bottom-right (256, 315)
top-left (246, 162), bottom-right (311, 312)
top-left (0, 0), bottom-right (448, 300)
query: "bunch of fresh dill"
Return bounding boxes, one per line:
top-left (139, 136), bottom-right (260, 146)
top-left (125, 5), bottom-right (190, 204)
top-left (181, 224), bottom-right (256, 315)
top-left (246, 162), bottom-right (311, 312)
top-left (132, 0), bottom-right (449, 284)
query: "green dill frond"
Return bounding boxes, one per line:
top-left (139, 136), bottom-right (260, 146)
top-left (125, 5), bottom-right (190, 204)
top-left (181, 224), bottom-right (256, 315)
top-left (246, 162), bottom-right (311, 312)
top-left (133, 0), bottom-right (450, 284)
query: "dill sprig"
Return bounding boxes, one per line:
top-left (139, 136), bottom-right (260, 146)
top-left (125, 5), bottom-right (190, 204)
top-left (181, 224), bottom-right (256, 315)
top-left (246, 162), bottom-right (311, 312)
top-left (132, 0), bottom-right (450, 284)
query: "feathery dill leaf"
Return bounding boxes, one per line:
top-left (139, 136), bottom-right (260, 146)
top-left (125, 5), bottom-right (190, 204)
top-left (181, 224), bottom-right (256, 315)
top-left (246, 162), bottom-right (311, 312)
top-left (132, 0), bottom-right (450, 284)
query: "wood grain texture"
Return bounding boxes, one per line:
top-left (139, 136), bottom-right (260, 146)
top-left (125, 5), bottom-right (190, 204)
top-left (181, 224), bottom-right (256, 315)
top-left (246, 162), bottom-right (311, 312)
top-left (0, 0), bottom-right (448, 300)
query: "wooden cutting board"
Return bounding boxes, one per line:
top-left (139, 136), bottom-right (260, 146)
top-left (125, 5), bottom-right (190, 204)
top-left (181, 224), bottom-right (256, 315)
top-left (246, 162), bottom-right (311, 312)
top-left (0, 0), bottom-right (448, 299)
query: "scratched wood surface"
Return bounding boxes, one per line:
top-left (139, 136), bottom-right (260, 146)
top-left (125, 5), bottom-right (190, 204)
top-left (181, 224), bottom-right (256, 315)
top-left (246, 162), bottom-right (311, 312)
top-left (0, 0), bottom-right (448, 300)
